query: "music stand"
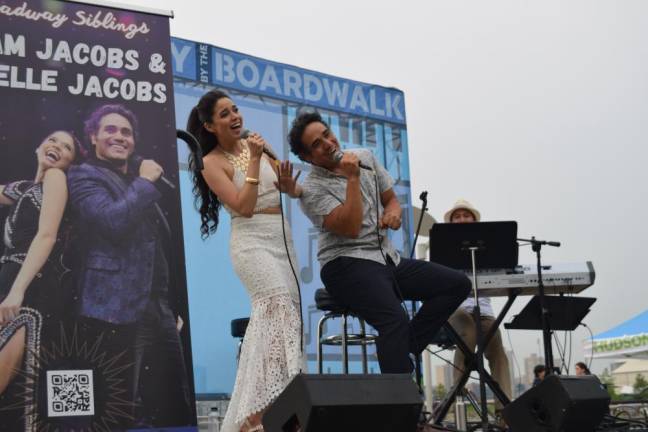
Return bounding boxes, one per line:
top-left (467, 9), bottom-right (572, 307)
top-left (429, 221), bottom-right (518, 270)
top-left (429, 221), bottom-right (518, 431)
top-left (505, 296), bottom-right (596, 331)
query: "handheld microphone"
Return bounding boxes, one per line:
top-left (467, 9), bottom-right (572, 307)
top-left (132, 156), bottom-right (176, 190)
top-left (332, 150), bottom-right (373, 171)
top-left (240, 129), bottom-right (277, 160)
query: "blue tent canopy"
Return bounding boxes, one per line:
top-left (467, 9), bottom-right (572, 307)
top-left (585, 310), bottom-right (648, 359)
top-left (596, 310), bottom-right (648, 339)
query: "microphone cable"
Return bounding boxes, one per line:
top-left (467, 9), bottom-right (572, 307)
top-left (242, 131), bottom-right (304, 357)
top-left (275, 160), bottom-right (305, 358)
top-left (369, 154), bottom-right (423, 384)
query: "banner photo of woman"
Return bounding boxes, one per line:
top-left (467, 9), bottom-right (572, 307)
top-left (0, 1), bottom-right (197, 431)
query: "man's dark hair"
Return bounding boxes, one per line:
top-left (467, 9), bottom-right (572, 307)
top-left (288, 111), bottom-right (328, 160)
top-left (84, 104), bottom-right (139, 144)
top-left (533, 364), bottom-right (546, 377)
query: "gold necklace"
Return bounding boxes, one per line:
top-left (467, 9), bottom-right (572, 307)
top-left (222, 141), bottom-right (249, 172)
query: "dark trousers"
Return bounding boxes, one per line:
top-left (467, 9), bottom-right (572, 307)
top-left (76, 297), bottom-right (192, 430)
top-left (69, 317), bottom-right (137, 431)
top-left (132, 296), bottom-right (193, 427)
top-left (321, 256), bottom-right (471, 374)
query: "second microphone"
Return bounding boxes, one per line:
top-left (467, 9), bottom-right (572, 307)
top-left (332, 149), bottom-right (373, 171)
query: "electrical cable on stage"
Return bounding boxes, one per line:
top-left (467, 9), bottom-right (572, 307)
top-left (467, 424), bottom-right (507, 432)
top-left (277, 169), bottom-right (304, 358)
top-left (553, 331), bottom-right (568, 374)
top-left (581, 322), bottom-right (596, 370)
top-left (597, 413), bottom-right (648, 430)
top-left (505, 327), bottom-right (524, 394)
top-left (372, 167), bottom-right (423, 386)
top-left (566, 287), bottom-right (575, 373)
top-left (370, 168), bottom-right (409, 322)
top-left (424, 346), bottom-right (481, 382)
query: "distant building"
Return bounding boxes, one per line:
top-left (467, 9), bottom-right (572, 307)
top-left (506, 349), bottom-right (525, 397)
top-left (523, 353), bottom-right (544, 386)
top-left (611, 359), bottom-right (648, 393)
top-left (435, 364), bottom-right (454, 390)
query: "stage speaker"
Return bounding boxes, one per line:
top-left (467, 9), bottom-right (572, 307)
top-left (502, 375), bottom-right (610, 432)
top-left (262, 373), bottom-right (422, 432)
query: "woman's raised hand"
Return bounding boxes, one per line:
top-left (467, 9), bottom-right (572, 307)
top-left (274, 160), bottom-right (302, 198)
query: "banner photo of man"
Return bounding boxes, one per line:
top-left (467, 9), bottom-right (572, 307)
top-left (0, 1), bottom-right (197, 431)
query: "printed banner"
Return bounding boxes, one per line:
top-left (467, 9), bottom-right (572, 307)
top-left (171, 38), bottom-right (413, 396)
top-left (172, 37), bottom-right (407, 125)
top-left (585, 334), bottom-right (648, 359)
top-left (0, 1), bottom-right (197, 431)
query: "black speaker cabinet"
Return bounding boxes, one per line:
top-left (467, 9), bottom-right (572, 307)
top-left (502, 375), bottom-right (610, 432)
top-left (262, 373), bottom-right (422, 432)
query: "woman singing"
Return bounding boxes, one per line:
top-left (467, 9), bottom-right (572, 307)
top-left (186, 90), bottom-right (303, 432)
top-left (0, 130), bottom-right (84, 430)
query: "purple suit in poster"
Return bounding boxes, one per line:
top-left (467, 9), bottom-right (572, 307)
top-left (68, 161), bottom-right (162, 324)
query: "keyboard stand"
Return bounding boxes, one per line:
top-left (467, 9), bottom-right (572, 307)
top-left (432, 292), bottom-right (517, 425)
top-left (428, 221), bottom-right (519, 429)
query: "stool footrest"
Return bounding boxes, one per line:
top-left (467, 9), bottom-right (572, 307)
top-left (320, 334), bottom-right (378, 346)
top-left (315, 287), bottom-right (377, 374)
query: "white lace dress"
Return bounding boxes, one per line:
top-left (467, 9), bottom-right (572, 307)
top-left (220, 155), bottom-right (304, 432)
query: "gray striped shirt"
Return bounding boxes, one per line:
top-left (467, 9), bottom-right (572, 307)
top-left (299, 148), bottom-right (400, 268)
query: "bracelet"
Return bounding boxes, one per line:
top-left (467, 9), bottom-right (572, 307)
top-left (245, 177), bottom-right (259, 185)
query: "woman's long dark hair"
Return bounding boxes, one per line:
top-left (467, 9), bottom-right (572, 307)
top-left (186, 89), bottom-right (231, 239)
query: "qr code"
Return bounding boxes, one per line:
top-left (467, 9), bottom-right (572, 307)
top-left (46, 370), bottom-right (95, 417)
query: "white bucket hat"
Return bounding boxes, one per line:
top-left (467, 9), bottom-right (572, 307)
top-left (444, 199), bottom-right (481, 223)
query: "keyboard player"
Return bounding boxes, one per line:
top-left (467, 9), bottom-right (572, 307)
top-left (445, 199), bottom-right (513, 413)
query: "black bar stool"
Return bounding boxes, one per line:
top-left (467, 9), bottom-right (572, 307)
top-left (230, 317), bottom-right (249, 361)
top-left (314, 288), bottom-right (377, 374)
top-left (429, 325), bottom-right (455, 350)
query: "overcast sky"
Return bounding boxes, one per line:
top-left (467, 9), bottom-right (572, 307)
top-left (119, 0), bottom-right (648, 376)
